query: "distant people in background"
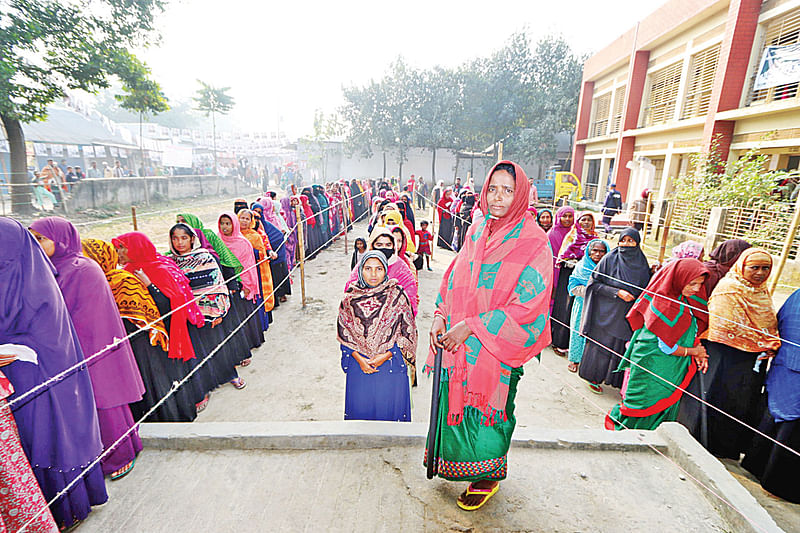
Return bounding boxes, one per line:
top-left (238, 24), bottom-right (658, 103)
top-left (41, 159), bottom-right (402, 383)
top-left (418, 178), bottom-right (429, 209)
top-left (87, 161), bottom-right (101, 178)
top-left (58, 159), bottom-right (68, 176)
top-left (537, 209), bottom-right (553, 233)
top-left (350, 237), bottom-right (367, 270)
top-left (113, 160), bottom-right (124, 178)
top-left (528, 174), bottom-right (539, 209)
top-left (103, 161), bottom-right (113, 178)
top-left (629, 189), bottom-right (649, 231)
top-left (74, 166), bottom-right (86, 180)
top-left (601, 183), bottom-right (623, 233)
top-left (453, 176), bottom-right (462, 195)
top-left (415, 220), bottom-right (433, 271)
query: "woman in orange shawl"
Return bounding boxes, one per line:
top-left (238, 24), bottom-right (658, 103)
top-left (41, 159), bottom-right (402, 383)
top-left (426, 161), bottom-right (553, 511)
top-left (701, 248), bottom-right (780, 459)
top-left (237, 209), bottom-right (276, 314)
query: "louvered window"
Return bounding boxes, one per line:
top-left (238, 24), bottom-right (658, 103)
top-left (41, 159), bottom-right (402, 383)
top-left (642, 61), bottom-right (683, 126)
top-left (749, 8), bottom-right (800, 104)
top-left (590, 93), bottom-right (611, 137)
top-left (682, 45), bottom-right (720, 118)
top-left (609, 86), bottom-right (626, 133)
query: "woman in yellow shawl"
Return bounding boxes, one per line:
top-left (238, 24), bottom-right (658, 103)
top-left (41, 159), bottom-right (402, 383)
top-left (237, 209), bottom-right (276, 315)
top-left (701, 248), bottom-right (780, 459)
top-left (81, 238), bottom-right (199, 422)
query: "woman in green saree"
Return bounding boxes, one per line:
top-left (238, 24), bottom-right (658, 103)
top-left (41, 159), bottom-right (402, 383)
top-left (606, 258), bottom-right (710, 431)
top-left (426, 161), bottom-right (553, 511)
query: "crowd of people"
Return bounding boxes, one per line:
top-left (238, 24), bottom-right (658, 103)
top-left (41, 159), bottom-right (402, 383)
top-left (0, 182), bottom-right (363, 529)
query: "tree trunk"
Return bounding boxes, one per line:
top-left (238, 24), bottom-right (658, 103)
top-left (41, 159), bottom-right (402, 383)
top-left (1, 114), bottom-right (31, 215)
top-left (453, 154), bottom-right (459, 180)
top-left (139, 111), bottom-right (144, 175)
top-left (398, 160), bottom-right (403, 181)
top-left (382, 151), bottom-right (386, 179)
top-left (212, 111), bottom-right (220, 194)
top-left (470, 154), bottom-right (474, 179)
top-left (431, 147), bottom-right (437, 180)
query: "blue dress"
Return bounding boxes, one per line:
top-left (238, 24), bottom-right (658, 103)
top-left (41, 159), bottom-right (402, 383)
top-left (341, 344), bottom-right (411, 421)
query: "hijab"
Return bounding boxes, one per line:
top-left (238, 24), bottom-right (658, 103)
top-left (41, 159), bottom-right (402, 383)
top-left (338, 251), bottom-right (417, 363)
top-left (537, 209), bottom-right (553, 232)
top-left (558, 211), bottom-right (598, 260)
top-left (627, 258), bottom-right (709, 346)
top-left (30, 217), bottom-right (145, 408)
top-left (82, 238), bottom-right (169, 352)
top-left (233, 198), bottom-right (249, 214)
top-left (547, 205), bottom-right (575, 264)
top-left (424, 160), bottom-right (552, 425)
top-left (672, 240), bottom-right (704, 260)
top-left (568, 239), bottom-right (610, 294)
top-left (703, 238), bottom-right (751, 293)
top-left (177, 212), bottom-right (242, 273)
top-left (706, 248), bottom-right (780, 352)
top-left (113, 231), bottom-right (205, 361)
top-left (218, 212), bottom-right (260, 300)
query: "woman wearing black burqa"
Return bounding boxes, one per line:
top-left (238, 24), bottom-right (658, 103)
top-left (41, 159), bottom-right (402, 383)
top-left (578, 228), bottom-right (651, 394)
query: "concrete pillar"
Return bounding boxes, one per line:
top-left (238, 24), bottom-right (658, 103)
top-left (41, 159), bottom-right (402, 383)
top-left (705, 206), bottom-right (730, 253)
top-left (571, 81), bottom-right (595, 180)
top-left (701, 0), bottom-right (762, 161)
top-left (613, 50), bottom-right (651, 201)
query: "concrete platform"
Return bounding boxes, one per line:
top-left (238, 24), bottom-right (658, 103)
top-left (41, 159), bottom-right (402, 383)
top-left (76, 423), bottom-right (783, 533)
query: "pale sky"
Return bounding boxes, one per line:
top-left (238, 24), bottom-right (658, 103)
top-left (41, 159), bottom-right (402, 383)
top-left (137, 0), bottom-right (665, 138)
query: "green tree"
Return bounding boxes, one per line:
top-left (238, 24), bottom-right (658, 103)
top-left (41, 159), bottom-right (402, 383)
top-left (114, 54), bottom-right (169, 174)
top-left (410, 67), bottom-right (460, 181)
top-left (193, 80), bottom-right (235, 190)
top-left (0, 0), bottom-right (166, 213)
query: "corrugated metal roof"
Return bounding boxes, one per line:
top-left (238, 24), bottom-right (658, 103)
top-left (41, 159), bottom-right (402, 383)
top-left (8, 106), bottom-right (137, 148)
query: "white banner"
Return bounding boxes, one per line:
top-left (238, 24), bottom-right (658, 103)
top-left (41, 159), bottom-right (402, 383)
top-left (754, 43), bottom-right (800, 90)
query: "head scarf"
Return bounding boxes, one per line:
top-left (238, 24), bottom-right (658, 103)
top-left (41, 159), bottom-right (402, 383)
top-left (568, 239), bottom-right (610, 294)
top-left (706, 248), bottom-right (780, 352)
top-left (113, 231), bottom-right (205, 361)
top-left (338, 251), bottom-right (417, 364)
top-left (177, 212), bottom-right (242, 273)
top-left (233, 198), bottom-right (249, 213)
top-left (558, 211), bottom-right (597, 260)
top-left (424, 160), bottom-right (552, 425)
top-left (547, 205), bottom-right (575, 264)
top-left (30, 217), bottom-right (145, 408)
top-left (672, 240), bottom-right (704, 260)
top-left (82, 238), bottom-right (169, 351)
top-left (627, 258), bottom-right (709, 346)
top-left (259, 200), bottom-right (288, 233)
top-left (218, 212), bottom-right (260, 300)
top-left (703, 238), bottom-right (751, 293)
top-left (355, 250), bottom-right (388, 289)
top-left (537, 209), bottom-right (553, 232)
top-left (0, 217), bottom-right (103, 480)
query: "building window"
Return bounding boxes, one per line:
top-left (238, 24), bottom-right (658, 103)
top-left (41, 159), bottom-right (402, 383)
top-left (590, 92), bottom-right (611, 137)
top-left (585, 159), bottom-right (601, 200)
top-left (609, 86), bottom-right (627, 134)
top-left (749, 7), bottom-right (800, 105)
top-left (642, 60), bottom-right (683, 127)
top-left (682, 45), bottom-right (721, 119)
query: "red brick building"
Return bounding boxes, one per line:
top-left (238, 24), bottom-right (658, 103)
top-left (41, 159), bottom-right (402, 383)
top-left (572, 0), bottom-right (800, 204)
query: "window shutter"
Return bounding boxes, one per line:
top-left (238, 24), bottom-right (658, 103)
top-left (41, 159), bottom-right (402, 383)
top-left (643, 61), bottom-right (683, 126)
top-left (609, 86), bottom-right (627, 134)
top-left (590, 93), bottom-right (611, 137)
top-left (682, 45), bottom-right (720, 118)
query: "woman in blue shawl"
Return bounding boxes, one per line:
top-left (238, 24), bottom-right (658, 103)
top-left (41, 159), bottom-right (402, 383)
top-left (742, 288), bottom-right (800, 503)
top-left (252, 202), bottom-right (292, 302)
top-left (566, 239), bottom-right (610, 372)
top-left (312, 184), bottom-right (333, 244)
top-left (0, 218), bottom-right (107, 529)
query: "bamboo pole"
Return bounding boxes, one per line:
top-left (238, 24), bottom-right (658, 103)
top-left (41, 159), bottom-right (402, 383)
top-left (642, 193), bottom-right (653, 244)
top-left (657, 200), bottom-right (675, 264)
top-left (342, 187), bottom-right (349, 255)
top-left (769, 192), bottom-right (800, 294)
top-left (131, 206), bottom-right (138, 231)
top-left (497, 141), bottom-right (504, 162)
top-left (294, 202), bottom-right (307, 307)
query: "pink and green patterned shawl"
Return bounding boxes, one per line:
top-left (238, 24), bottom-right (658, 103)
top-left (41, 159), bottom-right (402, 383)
top-left (425, 161), bottom-right (553, 426)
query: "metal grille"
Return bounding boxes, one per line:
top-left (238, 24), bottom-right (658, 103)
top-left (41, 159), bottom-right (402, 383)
top-left (590, 92), bottom-right (611, 137)
top-left (671, 197), bottom-right (711, 238)
top-left (608, 86), bottom-right (626, 134)
top-left (682, 44), bottom-right (720, 118)
top-left (642, 60), bottom-right (684, 127)
top-left (748, 7), bottom-right (800, 105)
top-left (719, 204), bottom-right (797, 257)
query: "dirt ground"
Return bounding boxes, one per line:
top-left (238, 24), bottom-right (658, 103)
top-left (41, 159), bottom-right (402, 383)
top-left (44, 199), bottom-right (800, 532)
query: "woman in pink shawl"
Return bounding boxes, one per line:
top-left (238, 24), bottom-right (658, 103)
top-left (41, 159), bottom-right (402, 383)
top-left (546, 205), bottom-right (575, 297)
top-left (344, 227), bottom-right (418, 316)
top-left (551, 211), bottom-right (597, 355)
top-left (29, 217), bottom-right (145, 480)
top-left (425, 161), bottom-right (552, 511)
top-left (218, 212), bottom-right (259, 301)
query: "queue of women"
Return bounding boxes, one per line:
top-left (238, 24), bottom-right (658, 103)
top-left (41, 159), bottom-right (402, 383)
top-left (338, 160), bottom-right (799, 511)
top-left (0, 184), bottom-right (341, 530)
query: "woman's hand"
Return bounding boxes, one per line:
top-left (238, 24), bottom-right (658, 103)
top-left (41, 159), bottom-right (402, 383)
top-left (243, 286), bottom-right (251, 299)
top-left (430, 315), bottom-right (446, 350)
top-left (269, 251), bottom-right (278, 260)
top-left (0, 353), bottom-right (17, 367)
top-left (210, 317), bottom-right (223, 328)
top-left (617, 289), bottom-right (635, 302)
top-left (686, 344), bottom-right (709, 373)
top-left (440, 320), bottom-right (472, 352)
top-left (133, 269), bottom-right (152, 287)
top-left (352, 351), bottom-right (377, 374)
top-left (367, 351), bottom-right (392, 368)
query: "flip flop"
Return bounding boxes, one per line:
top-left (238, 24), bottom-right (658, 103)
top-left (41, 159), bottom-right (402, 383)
top-left (567, 362), bottom-right (579, 373)
top-left (110, 457), bottom-right (136, 481)
top-left (588, 382), bottom-right (603, 394)
top-left (457, 482), bottom-right (499, 511)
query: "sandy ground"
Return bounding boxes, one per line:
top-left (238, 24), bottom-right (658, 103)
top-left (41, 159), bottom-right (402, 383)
top-left (35, 199), bottom-right (800, 532)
